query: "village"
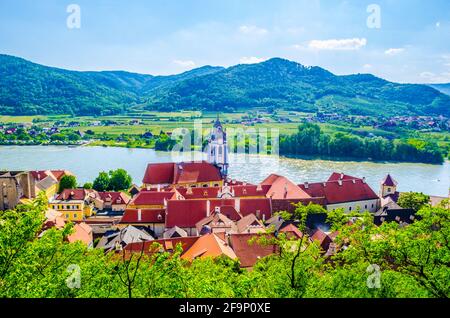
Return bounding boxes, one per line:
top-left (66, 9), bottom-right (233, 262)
top-left (1, 117), bottom-right (446, 269)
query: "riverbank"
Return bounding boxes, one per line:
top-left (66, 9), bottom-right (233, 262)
top-left (0, 145), bottom-right (448, 196)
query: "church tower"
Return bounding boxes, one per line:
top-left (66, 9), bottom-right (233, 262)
top-left (380, 174), bottom-right (397, 198)
top-left (207, 115), bottom-right (229, 178)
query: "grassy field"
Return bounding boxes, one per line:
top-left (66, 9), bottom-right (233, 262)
top-left (1, 112), bottom-right (449, 153)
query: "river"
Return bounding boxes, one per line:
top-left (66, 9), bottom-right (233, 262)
top-left (0, 145), bottom-right (448, 197)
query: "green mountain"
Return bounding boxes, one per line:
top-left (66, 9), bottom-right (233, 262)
top-left (0, 54), bottom-right (449, 116)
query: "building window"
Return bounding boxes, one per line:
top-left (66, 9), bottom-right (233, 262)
top-left (349, 207), bottom-right (352, 211)
top-left (203, 184), bottom-right (208, 188)
top-left (387, 187), bottom-right (391, 192)
top-left (365, 205), bottom-right (368, 209)
top-left (74, 214), bottom-right (77, 219)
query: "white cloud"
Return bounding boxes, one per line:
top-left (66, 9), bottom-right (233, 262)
top-left (308, 38), bottom-right (367, 50)
top-left (173, 60), bottom-right (196, 68)
top-left (419, 71), bottom-right (450, 83)
top-left (363, 64), bottom-right (373, 70)
top-left (385, 48), bottom-right (404, 56)
top-left (239, 25), bottom-right (268, 36)
top-left (239, 57), bottom-right (267, 64)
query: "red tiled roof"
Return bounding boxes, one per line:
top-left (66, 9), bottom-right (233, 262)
top-left (30, 170), bottom-right (50, 181)
top-left (142, 161), bottom-right (223, 185)
top-left (181, 233), bottom-right (237, 261)
top-left (382, 174), bottom-right (397, 187)
top-left (51, 170), bottom-right (71, 181)
top-left (280, 224), bottom-right (304, 239)
top-left (239, 198), bottom-right (272, 220)
top-left (120, 209), bottom-right (166, 224)
top-left (129, 190), bottom-right (174, 206)
top-left (166, 200), bottom-right (209, 228)
top-left (142, 163), bottom-right (175, 185)
top-left (299, 179), bottom-right (379, 205)
top-left (67, 223), bottom-right (93, 245)
top-left (229, 233), bottom-right (278, 268)
top-left (174, 161), bottom-right (222, 184)
top-left (56, 189), bottom-right (92, 201)
top-left (98, 192), bottom-right (130, 205)
top-left (327, 172), bottom-right (360, 182)
top-left (310, 229), bottom-right (332, 251)
top-left (262, 174), bottom-right (311, 200)
top-left (175, 187), bottom-right (220, 199)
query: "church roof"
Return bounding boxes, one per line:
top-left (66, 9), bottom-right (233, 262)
top-left (142, 161), bottom-right (222, 185)
top-left (382, 174), bottom-right (397, 187)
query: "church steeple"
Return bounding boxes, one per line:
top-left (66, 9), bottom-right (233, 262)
top-left (207, 114), bottom-right (229, 178)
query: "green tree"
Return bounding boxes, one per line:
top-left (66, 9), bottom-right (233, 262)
top-left (58, 175), bottom-right (77, 193)
top-left (83, 182), bottom-right (93, 189)
top-left (93, 172), bottom-right (111, 192)
top-left (109, 169), bottom-right (132, 192)
top-left (397, 192), bottom-right (430, 212)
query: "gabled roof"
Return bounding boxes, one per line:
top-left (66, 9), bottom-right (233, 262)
top-left (381, 174), bottom-right (397, 187)
top-left (120, 209), bottom-right (166, 224)
top-left (174, 161), bottom-right (222, 184)
top-left (229, 233), bottom-right (277, 268)
top-left (299, 179), bottom-right (379, 205)
top-left (181, 233), bottom-right (237, 261)
top-left (55, 189), bottom-right (96, 201)
top-left (97, 226), bottom-right (154, 251)
top-left (239, 198), bottom-right (272, 220)
top-left (98, 192), bottom-right (131, 205)
top-left (36, 175), bottom-right (58, 191)
top-left (327, 172), bottom-right (360, 182)
top-left (280, 224), bottom-right (304, 239)
top-left (142, 161), bottom-right (223, 185)
top-left (163, 226), bottom-right (188, 239)
top-left (125, 236), bottom-right (199, 255)
top-left (261, 174), bottom-right (311, 200)
top-left (142, 163), bottom-right (175, 185)
top-left (129, 190), bottom-right (174, 206)
top-left (310, 229), bottom-right (333, 251)
top-left (67, 223), bottom-right (93, 246)
top-left (166, 200), bottom-right (209, 228)
top-left (195, 212), bottom-right (236, 234)
top-left (236, 214), bottom-right (265, 234)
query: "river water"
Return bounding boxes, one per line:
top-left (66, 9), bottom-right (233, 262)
top-left (0, 146), bottom-right (448, 197)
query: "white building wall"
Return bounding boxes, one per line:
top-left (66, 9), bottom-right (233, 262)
top-left (326, 199), bottom-right (380, 213)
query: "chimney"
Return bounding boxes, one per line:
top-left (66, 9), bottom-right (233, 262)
top-left (338, 180), bottom-right (343, 186)
top-left (206, 200), bottom-right (211, 216)
top-left (340, 173), bottom-right (344, 180)
top-left (323, 182), bottom-right (327, 187)
top-left (304, 182), bottom-right (309, 189)
top-left (137, 209), bottom-right (142, 222)
top-left (362, 177), bottom-right (366, 184)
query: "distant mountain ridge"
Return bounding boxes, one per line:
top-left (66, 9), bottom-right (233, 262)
top-left (0, 54), bottom-right (449, 116)
top-left (429, 83), bottom-right (450, 96)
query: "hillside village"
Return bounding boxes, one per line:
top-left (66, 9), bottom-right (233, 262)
top-left (0, 118), bottom-right (447, 268)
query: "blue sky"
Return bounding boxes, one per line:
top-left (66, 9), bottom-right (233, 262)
top-left (0, 0), bottom-right (449, 83)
